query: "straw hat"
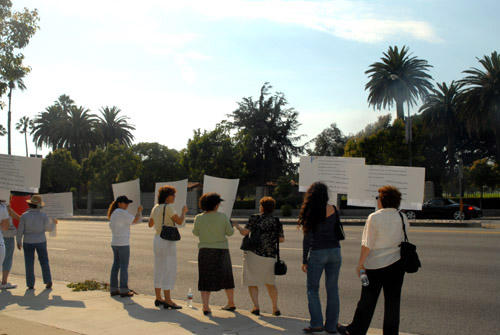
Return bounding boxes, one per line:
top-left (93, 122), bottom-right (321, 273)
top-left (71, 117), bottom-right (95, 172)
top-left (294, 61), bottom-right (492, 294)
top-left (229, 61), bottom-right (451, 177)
top-left (26, 194), bottom-right (45, 207)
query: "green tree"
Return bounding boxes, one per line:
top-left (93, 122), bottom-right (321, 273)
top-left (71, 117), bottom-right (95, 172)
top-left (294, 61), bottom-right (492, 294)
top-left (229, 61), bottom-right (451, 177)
top-left (0, 0), bottom-right (39, 154)
top-left (181, 124), bottom-right (247, 182)
top-left (228, 83), bottom-right (303, 186)
top-left (0, 124), bottom-right (6, 136)
top-left (466, 158), bottom-right (500, 208)
top-left (365, 45), bottom-right (433, 120)
top-left (97, 106), bottom-right (135, 147)
top-left (81, 141), bottom-right (142, 198)
top-left (132, 142), bottom-right (186, 192)
top-left (344, 118), bottom-right (425, 166)
top-left (58, 106), bottom-right (100, 163)
top-left (40, 149), bottom-right (81, 193)
top-left (419, 81), bottom-right (464, 173)
top-left (15, 115), bottom-right (32, 156)
top-left (459, 51), bottom-right (500, 165)
top-left (31, 105), bottom-right (65, 151)
top-left (307, 123), bottom-right (346, 156)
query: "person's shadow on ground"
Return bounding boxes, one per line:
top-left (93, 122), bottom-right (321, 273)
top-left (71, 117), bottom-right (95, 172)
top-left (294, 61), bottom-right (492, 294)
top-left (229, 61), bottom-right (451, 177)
top-left (0, 288), bottom-right (85, 311)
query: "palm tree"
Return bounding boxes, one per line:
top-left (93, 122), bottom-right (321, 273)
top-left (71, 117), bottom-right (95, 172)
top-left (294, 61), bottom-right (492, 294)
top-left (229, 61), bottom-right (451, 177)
top-left (458, 51), bottom-right (500, 164)
top-left (15, 115), bottom-right (33, 156)
top-left (31, 105), bottom-right (65, 151)
top-left (96, 106), bottom-right (135, 147)
top-left (419, 81), bottom-right (464, 173)
top-left (1, 68), bottom-right (27, 154)
top-left (0, 125), bottom-right (6, 136)
top-left (365, 45), bottom-right (434, 120)
top-left (58, 106), bottom-right (100, 163)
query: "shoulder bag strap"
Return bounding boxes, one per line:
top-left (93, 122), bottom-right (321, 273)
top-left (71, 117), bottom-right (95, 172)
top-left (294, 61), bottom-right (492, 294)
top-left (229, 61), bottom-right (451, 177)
top-left (162, 204), bottom-right (166, 226)
top-left (275, 218), bottom-right (281, 261)
top-left (398, 211), bottom-right (409, 242)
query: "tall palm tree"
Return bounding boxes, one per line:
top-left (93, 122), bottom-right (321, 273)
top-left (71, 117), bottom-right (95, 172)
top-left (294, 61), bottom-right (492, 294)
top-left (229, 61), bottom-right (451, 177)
top-left (96, 106), bottom-right (135, 147)
top-left (15, 115), bottom-right (33, 156)
top-left (58, 106), bottom-right (100, 163)
top-left (2, 69), bottom-right (27, 154)
top-left (419, 81), bottom-right (464, 172)
top-left (365, 45), bottom-right (434, 120)
top-left (458, 51), bottom-right (500, 164)
top-left (31, 105), bottom-right (65, 151)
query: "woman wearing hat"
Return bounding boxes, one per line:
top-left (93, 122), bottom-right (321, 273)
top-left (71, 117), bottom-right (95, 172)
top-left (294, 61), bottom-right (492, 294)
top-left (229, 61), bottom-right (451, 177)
top-left (192, 192), bottom-right (236, 315)
top-left (108, 195), bottom-right (143, 297)
top-left (16, 195), bottom-right (57, 289)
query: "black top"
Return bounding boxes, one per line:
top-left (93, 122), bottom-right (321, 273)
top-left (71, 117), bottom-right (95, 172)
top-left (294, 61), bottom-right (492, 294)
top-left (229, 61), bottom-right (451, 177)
top-left (302, 213), bottom-right (341, 264)
top-left (245, 214), bottom-right (284, 258)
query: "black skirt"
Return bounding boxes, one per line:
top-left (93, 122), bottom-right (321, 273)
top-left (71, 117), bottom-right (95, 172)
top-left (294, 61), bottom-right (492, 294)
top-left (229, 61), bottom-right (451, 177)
top-left (198, 248), bottom-right (235, 291)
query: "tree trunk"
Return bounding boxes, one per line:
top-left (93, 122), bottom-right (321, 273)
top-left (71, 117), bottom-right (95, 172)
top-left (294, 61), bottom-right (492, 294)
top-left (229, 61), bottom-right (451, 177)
top-left (7, 87), bottom-right (12, 155)
top-left (396, 99), bottom-right (404, 120)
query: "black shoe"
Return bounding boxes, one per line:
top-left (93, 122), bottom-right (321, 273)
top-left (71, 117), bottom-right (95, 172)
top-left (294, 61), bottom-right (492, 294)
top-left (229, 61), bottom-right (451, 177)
top-left (110, 291), bottom-right (120, 296)
top-left (273, 310), bottom-right (281, 316)
top-left (203, 309), bottom-right (211, 315)
top-left (164, 302), bottom-right (182, 309)
top-left (154, 299), bottom-right (163, 307)
top-left (28, 286), bottom-right (34, 290)
top-left (250, 308), bottom-right (260, 316)
top-left (45, 282), bottom-right (53, 289)
top-left (221, 306), bottom-right (236, 311)
top-left (303, 327), bottom-right (324, 333)
top-left (336, 324), bottom-right (349, 335)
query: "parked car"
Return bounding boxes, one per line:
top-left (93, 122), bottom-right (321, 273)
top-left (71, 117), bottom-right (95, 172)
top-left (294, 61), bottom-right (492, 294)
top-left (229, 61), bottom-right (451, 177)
top-left (401, 198), bottom-right (482, 220)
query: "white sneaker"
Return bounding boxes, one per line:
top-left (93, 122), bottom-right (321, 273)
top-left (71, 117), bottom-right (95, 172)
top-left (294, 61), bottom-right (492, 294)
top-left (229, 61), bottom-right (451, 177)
top-left (0, 283), bottom-right (17, 289)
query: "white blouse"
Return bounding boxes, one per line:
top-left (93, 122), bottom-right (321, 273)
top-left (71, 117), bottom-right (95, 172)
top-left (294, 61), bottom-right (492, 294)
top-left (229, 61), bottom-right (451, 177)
top-left (362, 208), bottom-right (410, 269)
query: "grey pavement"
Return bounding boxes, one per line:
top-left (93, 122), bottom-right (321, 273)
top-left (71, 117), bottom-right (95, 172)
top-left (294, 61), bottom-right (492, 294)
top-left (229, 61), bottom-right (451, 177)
top-left (0, 274), bottom-right (418, 335)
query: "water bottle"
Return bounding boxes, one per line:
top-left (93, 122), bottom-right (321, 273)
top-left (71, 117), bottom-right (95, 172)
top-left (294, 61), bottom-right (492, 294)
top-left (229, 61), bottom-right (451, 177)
top-left (187, 288), bottom-right (193, 308)
top-left (360, 269), bottom-right (369, 287)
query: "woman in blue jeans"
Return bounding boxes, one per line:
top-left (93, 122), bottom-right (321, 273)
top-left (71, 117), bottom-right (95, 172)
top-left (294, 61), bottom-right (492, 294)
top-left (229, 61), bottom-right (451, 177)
top-left (108, 196), bottom-right (143, 297)
top-left (299, 182), bottom-right (344, 334)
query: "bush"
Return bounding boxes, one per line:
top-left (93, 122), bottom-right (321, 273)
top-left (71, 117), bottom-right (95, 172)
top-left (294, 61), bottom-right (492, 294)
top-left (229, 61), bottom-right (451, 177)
top-left (280, 204), bottom-right (292, 217)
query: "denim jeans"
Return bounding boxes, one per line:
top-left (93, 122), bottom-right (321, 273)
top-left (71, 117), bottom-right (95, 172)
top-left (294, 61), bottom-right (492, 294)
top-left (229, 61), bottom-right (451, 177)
top-left (23, 241), bottom-right (52, 287)
top-left (307, 247), bottom-right (342, 331)
top-left (110, 245), bottom-right (130, 293)
top-left (3, 237), bottom-right (15, 272)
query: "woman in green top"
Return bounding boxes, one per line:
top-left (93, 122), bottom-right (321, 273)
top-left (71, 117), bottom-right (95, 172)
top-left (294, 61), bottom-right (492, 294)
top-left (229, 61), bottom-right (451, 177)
top-left (192, 192), bottom-right (236, 315)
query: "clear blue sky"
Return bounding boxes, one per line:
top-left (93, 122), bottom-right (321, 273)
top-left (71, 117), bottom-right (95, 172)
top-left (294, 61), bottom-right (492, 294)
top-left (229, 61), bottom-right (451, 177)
top-left (3, 0), bottom-right (499, 157)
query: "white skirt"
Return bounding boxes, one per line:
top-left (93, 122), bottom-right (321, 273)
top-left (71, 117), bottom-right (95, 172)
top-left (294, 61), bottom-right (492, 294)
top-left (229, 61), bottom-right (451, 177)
top-left (242, 251), bottom-right (276, 286)
top-left (153, 234), bottom-right (177, 290)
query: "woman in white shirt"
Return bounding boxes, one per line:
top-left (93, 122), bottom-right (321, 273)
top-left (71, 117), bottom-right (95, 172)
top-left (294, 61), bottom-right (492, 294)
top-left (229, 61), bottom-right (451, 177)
top-left (337, 186), bottom-right (409, 335)
top-left (108, 195), bottom-right (143, 298)
top-left (148, 185), bottom-right (187, 309)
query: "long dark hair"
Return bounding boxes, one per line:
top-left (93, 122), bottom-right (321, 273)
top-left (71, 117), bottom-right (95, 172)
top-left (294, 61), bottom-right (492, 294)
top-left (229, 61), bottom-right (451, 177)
top-left (107, 200), bottom-right (119, 219)
top-left (298, 182), bottom-right (329, 234)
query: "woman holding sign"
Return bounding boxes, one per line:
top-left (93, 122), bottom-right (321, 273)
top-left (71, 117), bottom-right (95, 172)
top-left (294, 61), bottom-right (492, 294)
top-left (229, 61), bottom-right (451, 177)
top-left (108, 195), bottom-right (143, 297)
top-left (299, 182), bottom-right (344, 334)
top-left (148, 185), bottom-right (188, 309)
top-left (337, 186), bottom-right (408, 335)
top-left (193, 192), bottom-right (236, 315)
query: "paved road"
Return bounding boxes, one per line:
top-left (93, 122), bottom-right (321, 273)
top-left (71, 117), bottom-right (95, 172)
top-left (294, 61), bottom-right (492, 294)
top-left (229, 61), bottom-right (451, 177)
top-left (8, 220), bottom-right (500, 335)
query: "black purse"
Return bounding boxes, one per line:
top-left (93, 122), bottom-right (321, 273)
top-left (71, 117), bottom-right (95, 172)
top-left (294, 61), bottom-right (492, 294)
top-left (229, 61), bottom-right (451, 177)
top-left (240, 215), bottom-right (262, 251)
top-left (274, 220), bottom-right (287, 276)
top-left (333, 205), bottom-right (345, 240)
top-left (398, 212), bottom-right (421, 273)
top-left (160, 204), bottom-right (181, 241)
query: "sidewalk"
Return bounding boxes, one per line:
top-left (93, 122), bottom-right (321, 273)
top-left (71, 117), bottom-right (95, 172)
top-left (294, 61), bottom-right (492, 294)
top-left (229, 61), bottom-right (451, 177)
top-left (0, 275), bottom-right (417, 335)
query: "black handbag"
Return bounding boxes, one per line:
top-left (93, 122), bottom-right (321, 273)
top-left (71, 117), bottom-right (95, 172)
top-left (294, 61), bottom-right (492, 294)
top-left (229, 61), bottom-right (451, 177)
top-left (160, 204), bottom-right (181, 241)
top-left (333, 205), bottom-right (345, 240)
top-left (274, 220), bottom-right (287, 275)
top-left (240, 215), bottom-right (262, 251)
top-left (398, 212), bottom-right (421, 273)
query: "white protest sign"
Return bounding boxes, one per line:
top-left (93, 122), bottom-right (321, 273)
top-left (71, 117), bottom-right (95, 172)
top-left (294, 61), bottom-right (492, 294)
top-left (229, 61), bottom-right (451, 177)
top-left (0, 154), bottom-right (41, 192)
top-left (154, 179), bottom-right (188, 227)
top-left (347, 165), bottom-right (426, 210)
top-left (112, 179), bottom-right (141, 215)
top-left (41, 192), bottom-right (74, 218)
top-left (0, 189), bottom-right (10, 203)
top-left (299, 156), bottom-right (365, 202)
top-left (203, 175), bottom-right (239, 219)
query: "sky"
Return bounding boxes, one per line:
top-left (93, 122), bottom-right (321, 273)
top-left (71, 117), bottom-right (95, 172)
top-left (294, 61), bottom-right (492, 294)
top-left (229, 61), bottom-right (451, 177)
top-left (2, 0), bottom-right (499, 158)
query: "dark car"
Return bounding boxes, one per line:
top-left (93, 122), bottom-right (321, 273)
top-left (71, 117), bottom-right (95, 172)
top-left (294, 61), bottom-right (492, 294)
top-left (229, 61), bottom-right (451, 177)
top-left (401, 198), bottom-right (482, 220)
